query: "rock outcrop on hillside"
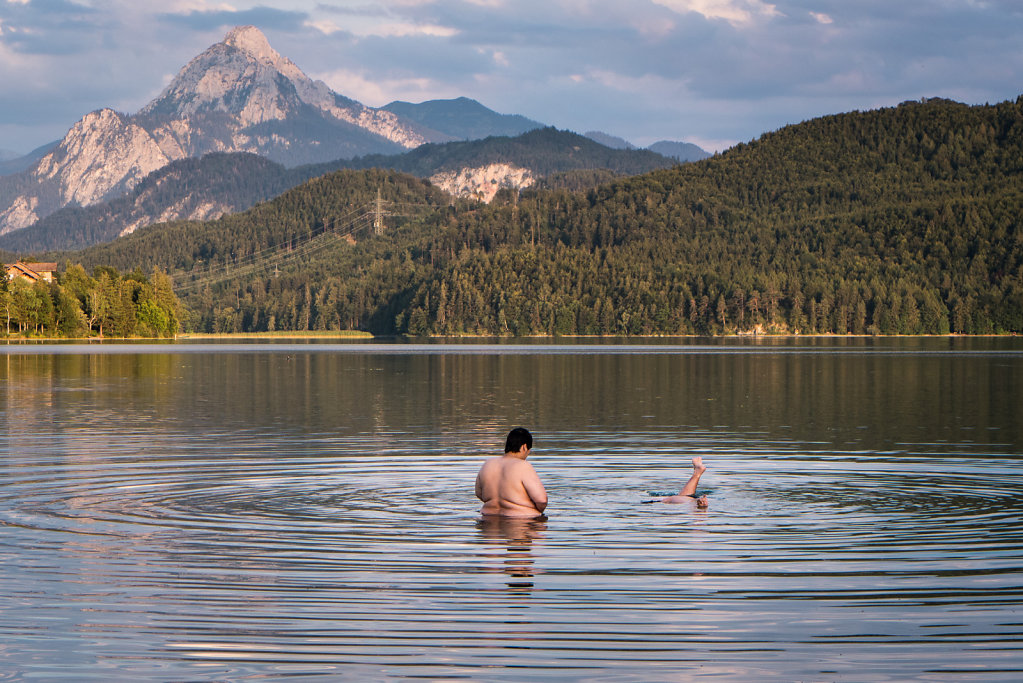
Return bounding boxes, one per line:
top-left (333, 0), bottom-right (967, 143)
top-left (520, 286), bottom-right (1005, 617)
top-left (0, 26), bottom-right (442, 236)
top-left (429, 164), bottom-right (536, 203)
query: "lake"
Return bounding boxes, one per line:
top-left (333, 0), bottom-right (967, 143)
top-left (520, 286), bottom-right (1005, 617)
top-left (2, 337), bottom-right (1022, 681)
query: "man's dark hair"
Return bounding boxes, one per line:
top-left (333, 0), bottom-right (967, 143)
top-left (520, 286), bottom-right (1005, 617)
top-left (504, 427), bottom-right (533, 453)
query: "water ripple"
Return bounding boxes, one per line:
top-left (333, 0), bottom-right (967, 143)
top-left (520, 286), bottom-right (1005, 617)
top-left (3, 344), bottom-right (1023, 680)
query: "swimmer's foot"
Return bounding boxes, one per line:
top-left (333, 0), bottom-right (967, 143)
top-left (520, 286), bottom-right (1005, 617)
top-left (692, 456), bottom-right (706, 474)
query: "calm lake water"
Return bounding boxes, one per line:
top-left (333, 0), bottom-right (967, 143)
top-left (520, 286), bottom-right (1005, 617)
top-left (2, 338), bottom-right (1022, 681)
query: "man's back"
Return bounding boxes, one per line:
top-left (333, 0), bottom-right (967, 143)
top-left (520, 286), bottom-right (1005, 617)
top-left (475, 453), bottom-right (547, 517)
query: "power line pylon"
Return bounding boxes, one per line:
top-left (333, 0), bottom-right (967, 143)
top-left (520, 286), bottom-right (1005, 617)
top-left (373, 187), bottom-right (388, 235)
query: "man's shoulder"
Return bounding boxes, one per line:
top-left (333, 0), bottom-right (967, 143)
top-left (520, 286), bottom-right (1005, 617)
top-left (504, 457), bottom-right (538, 476)
top-left (481, 455), bottom-right (532, 471)
top-left (478, 456), bottom-right (508, 473)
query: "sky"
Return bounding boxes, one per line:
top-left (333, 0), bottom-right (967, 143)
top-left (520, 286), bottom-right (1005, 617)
top-left (0, 0), bottom-right (1021, 156)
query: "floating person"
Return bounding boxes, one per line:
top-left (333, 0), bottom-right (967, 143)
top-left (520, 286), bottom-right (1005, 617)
top-left (652, 456), bottom-right (709, 508)
top-left (475, 427), bottom-right (548, 518)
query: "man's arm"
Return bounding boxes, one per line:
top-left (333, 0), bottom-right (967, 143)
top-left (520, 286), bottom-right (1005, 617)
top-left (521, 463), bottom-right (547, 513)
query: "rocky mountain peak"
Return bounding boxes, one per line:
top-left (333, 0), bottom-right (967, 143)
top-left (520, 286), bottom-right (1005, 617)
top-left (222, 25), bottom-right (278, 65)
top-left (137, 26), bottom-right (428, 148)
top-left (141, 26), bottom-right (297, 123)
top-left (220, 25), bottom-right (309, 93)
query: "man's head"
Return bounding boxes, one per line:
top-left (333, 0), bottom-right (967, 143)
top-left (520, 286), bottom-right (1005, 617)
top-left (504, 427), bottom-right (533, 454)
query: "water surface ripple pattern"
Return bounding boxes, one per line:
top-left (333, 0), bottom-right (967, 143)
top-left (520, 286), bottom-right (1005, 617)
top-left (1, 339), bottom-right (1021, 681)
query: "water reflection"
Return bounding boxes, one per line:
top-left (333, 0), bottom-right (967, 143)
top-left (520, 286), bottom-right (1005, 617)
top-left (3, 339), bottom-right (1021, 449)
top-left (476, 516), bottom-right (548, 597)
top-left (2, 340), bottom-right (1022, 680)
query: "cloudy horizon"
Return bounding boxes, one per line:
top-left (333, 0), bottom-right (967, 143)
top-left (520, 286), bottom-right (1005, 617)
top-left (0, 0), bottom-right (1021, 157)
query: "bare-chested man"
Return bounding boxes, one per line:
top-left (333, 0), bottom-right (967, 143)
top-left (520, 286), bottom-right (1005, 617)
top-left (658, 456), bottom-right (709, 508)
top-left (475, 427), bottom-right (548, 517)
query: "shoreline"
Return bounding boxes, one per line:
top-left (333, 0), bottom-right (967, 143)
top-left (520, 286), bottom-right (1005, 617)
top-left (2, 331), bottom-right (1018, 343)
top-left (1, 330), bottom-right (375, 342)
top-left (176, 331), bottom-right (374, 340)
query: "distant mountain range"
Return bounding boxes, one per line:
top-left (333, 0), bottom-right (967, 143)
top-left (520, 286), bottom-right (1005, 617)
top-left (0, 24), bottom-right (707, 249)
top-left (0, 141), bottom-right (58, 176)
top-left (584, 131), bottom-right (711, 162)
top-left (646, 140), bottom-right (711, 162)
top-left (381, 97), bottom-right (543, 140)
top-left (0, 27), bottom-right (529, 238)
top-left (0, 128), bottom-right (675, 253)
top-left (0, 25), bottom-right (440, 236)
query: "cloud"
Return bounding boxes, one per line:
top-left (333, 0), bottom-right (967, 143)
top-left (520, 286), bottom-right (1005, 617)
top-left (295, 0), bottom-right (1023, 144)
top-left (652, 0), bottom-right (779, 25)
top-left (1, 0), bottom-right (1022, 156)
top-left (305, 2), bottom-right (458, 41)
top-left (157, 6), bottom-right (308, 32)
top-left (354, 21), bottom-right (458, 38)
top-left (315, 1), bottom-right (432, 16)
top-left (0, 0), bottom-right (104, 55)
top-left (313, 2), bottom-right (390, 17)
top-left (305, 18), bottom-right (344, 35)
top-left (489, 49), bottom-right (509, 67)
top-left (313, 66), bottom-right (450, 106)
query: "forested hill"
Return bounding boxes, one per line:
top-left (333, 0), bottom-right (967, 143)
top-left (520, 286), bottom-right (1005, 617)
top-left (66, 96), bottom-right (1023, 336)
top-left (2, 129), bottom-right (674, 253)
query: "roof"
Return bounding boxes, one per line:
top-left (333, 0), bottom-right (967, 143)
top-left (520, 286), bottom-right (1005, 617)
top-left (5, 262), bottom-right (58, 281)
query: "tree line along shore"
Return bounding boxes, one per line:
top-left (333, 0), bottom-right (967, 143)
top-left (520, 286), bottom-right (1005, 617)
top-left (2, 264), bottom-right (179, 339)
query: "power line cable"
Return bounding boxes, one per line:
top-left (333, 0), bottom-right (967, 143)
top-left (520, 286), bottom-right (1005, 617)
top-left (171, 196), bottom-right (446, 294)
top-left (174, 211), bottom-right (375, 294)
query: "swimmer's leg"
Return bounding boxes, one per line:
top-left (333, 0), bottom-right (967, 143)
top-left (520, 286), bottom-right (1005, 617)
top-left (652, 457), bottom-right (710, 506)
top-left (677, 456), bottom-right (707, 497)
